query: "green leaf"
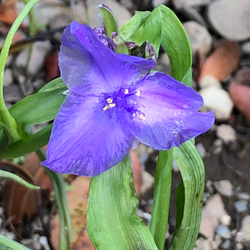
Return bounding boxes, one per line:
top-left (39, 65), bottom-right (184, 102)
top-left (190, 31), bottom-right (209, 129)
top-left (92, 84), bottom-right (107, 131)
top-left (9, 85), bottom-right (66, 132)
top-left (170, 141), bottom-right (205, 249)
top-left (157, 5), bottom-right (192, 82)
top-left (1, 124), bottom-right (52, 159)
top-left (120, 5), bottom-right (192, 83)
top-left (120, 11), bottom-right (161, 55)
top-left (0, 170), bottom-right (40, 190)
top-left (0, 0), bottom-right (40, 143)
top-left (0, 235), bottom-right (31, 250)
top-left (0, 129), bottom-right (9, 155)
top-left (38, 77), bottom-right (66, 92)
top-left (150, 149), bottom-right (173, 250)
top-left (98, 4), bottom-right (118, 37)
top-left (87, 154), bottom-right (157, 250)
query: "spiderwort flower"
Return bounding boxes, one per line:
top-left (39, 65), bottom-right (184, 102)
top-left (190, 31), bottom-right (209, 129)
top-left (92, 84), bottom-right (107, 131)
top-left (42, 22), bottom-right (214, 176)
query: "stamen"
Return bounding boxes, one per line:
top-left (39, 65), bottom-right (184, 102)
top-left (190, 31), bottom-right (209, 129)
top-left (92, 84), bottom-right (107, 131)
top-left (136, 90), bottom-right (141, 96)
top-left (103, 105), bottom-right (109, 111)
top-left (139, 113), bottom-right (146, 120)
top-left (124, 89), bottom-right (129, 94)
top-left (109, 103), bottom-right (116, 108)
top-left (107, 98), bottom-right (113, 104)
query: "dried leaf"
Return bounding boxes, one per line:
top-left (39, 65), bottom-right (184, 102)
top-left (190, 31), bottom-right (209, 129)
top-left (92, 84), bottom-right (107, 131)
top-left (131, 149), bottom-right (142, 195)
top-left (0, 0), bottom-right (19, 25)
top-left (51, 176), bottom-right (94, 250)
top-left (199, 41), bottom-right (240, 81)
top-left (2, 153), bottom-right (52, 234)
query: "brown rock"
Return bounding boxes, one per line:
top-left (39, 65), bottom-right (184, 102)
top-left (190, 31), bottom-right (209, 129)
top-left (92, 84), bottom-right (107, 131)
top-left (199, 41), bottom-right (240, 81)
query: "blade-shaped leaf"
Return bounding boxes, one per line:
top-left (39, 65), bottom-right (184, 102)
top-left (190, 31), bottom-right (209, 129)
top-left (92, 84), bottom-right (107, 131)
top-left (98, 4), bottom-right (118, 37)
top-left (157, 5), bottom-right (192, 83)
top-left (120, 5), bottom-right (192, 84)
top-left (120, 10), bottom-right (161, 55)
top-left (0, 235), bottom-right (31, 250)
top-left (87, 154), bottom-right (157, 250)
top-left (9, 87), bottom-right (66, 131)
top-left (170, 141), bottom-right (205, 249)
top-left (150, 149), bottom-right (173, 250)
top-left (1, 124), bottom-right (52, 159)
top-left (0, 170), bottom-right (39, 190)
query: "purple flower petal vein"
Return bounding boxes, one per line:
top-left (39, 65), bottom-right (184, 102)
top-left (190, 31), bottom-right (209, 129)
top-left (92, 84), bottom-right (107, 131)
top-left (42, 22), bottom-right (214, 176)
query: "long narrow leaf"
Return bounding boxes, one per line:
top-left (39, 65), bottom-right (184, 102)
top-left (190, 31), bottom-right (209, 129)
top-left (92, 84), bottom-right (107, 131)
top-left (170, 141), bottom-right (205, 249)
top-left (87, 155), bottom-right (157, 250)
top-left (1, 124), bottom-right (52, 159)
top-left (0, 235), bottom-right (31, 250)
top-left (0, 170), bottom-right (39, 190)
top-left (37, 149), bottom-right (72, 250)
top-left (150, 149), bottom-right (173, 250)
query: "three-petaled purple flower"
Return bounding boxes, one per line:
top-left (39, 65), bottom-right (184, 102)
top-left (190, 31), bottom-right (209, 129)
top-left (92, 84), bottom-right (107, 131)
top-left (42, 22), bottom-right (214, 176)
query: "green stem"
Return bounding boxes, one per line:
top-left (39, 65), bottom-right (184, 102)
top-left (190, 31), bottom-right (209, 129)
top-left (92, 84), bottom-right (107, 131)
top-left (0, 0), bottom-right (40, 142)
top-left (36, 149), bottom-right (72, 250)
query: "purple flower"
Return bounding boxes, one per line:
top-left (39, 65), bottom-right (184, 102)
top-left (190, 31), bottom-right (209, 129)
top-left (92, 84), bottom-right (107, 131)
top-left (42, 22), bottom-right (214, 176)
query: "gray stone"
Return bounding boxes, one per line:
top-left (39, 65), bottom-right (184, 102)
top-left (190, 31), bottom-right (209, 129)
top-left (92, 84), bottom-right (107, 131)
top-left (200, 194), bottom-right (229, 238)
top-left (195, 238), bottom-right (213, 250)
top-left (216, 125), bottom-right (236, 143)
top-left (236, 192), bottom-right (250, 201)
top-left (3, 84), bottom-right (22, 103)
top-left (3, 68), bottom-right (13, 87)
top-left (199, 76), bottom-right (221, 89)
top-left (236, 216), bottom-right (250, 248)
top-left (15, 41), bottom-right (52, 76)
top-left (234, 200), bottom-right (248, 213)
top-left (174, 0), bottom-right (211, 9)
top-left (221, 239), bottom-right (231, 249)
top-left (215, 225), bottom-right (231, 239)
top-left (196, 143), bottom-right (206, 158)
top-left (199, 86), bottom-right (234, 120)
top-left (183, 21), bottom-right (212, 56)
top-left (140, 171), bottom-right (154, 196)
top-left (214, 180), bottom-right (233, 197)
top-left (207, 0), bottom-right (250, 41)
top-left (242, 41), bottom-right (250, 55)
top-left (76, 0), bottom-right (131, 28)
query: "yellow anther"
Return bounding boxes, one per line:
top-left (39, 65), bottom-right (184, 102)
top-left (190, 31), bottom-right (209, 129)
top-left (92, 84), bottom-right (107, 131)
top-left (139, 113), bottom-right (146, 120)
top-left (107, 98), bottom-right (113, 104)
top-left (103, 105), bottom-right (109, 111)
top-left (124, 89), bottom-right (129, 94)
top-left (136, 90), bottom-right (141, 96)
top-left (109, 103), bottom-right (116, 108)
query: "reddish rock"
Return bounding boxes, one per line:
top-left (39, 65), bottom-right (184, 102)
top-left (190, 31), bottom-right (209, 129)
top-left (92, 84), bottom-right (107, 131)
top-left (199, 41), bottom-right (240, 81)
top-left (229, 81), bottom-right (250, 123)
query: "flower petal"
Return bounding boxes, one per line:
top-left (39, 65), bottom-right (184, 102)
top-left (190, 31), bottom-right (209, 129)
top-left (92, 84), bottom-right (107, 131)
top-left (59, 22), bottom-right (155, 94)
top-left (42, 93), bottom-right (134, 176)
top-left (129, 72), bottom-right (215, 149)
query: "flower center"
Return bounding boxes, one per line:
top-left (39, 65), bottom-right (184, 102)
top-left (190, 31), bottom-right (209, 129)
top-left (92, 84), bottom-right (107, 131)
top-left (101, 87), bottom-right (145, 120)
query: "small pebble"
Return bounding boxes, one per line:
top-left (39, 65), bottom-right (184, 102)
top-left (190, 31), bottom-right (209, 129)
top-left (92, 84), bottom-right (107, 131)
top-left (234, 200), bottom-right (248, 213)
top-left (199, 75), bottom-right (221, 89)
top-left (221, 239), bottom-right (231, 249)
top-left (242, 41), bottom-right (250, 54)
top-left (215, 225), bottom-right (231, 239)
top-left (216, 124), bottom-right (236, 143)
top-left (183, 21), bottom-right (212, 56)
top-left (214, 180), bottom-right (233, 197)
top-left (199, 86), bottom-right (234, 120)
top-left (196, 143), bottom-right (206, 158)
top-left (236, 192), bottom-right (250, 201)
top-left (220, 214), bottom-right (231, 226)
